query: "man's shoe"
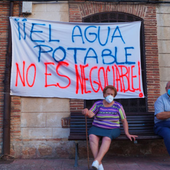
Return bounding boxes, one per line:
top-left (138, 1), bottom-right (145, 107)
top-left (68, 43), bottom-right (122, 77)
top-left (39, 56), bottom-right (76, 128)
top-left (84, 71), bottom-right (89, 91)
top-left (91, 160), bottom-right (99, 170)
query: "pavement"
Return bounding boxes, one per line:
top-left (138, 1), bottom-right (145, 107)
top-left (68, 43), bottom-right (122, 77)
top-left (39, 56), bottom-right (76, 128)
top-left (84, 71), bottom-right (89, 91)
top-left (0, 155), bottom-right (170, 170)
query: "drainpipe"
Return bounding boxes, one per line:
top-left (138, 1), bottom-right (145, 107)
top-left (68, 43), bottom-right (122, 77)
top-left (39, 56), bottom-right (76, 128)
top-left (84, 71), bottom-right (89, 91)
top-left (2, 1), bottom-right (13, 160)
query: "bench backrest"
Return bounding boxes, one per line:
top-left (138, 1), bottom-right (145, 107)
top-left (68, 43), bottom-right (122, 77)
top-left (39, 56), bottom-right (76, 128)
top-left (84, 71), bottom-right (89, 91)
top-left (68, 112), bottom-right (161, 140)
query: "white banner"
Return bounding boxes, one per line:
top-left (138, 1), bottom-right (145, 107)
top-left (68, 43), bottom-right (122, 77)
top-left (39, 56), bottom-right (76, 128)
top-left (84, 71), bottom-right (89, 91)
top-left (10, 17), bottom-right (144, 99)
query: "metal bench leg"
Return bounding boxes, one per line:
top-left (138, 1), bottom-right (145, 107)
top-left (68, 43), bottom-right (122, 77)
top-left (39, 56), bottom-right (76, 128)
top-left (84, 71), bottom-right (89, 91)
top-left (74, 141), bottom-right (79, 167)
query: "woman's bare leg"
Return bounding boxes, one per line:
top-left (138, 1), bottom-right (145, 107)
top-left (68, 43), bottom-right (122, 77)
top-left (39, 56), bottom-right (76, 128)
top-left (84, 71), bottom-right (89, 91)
top-left (89, 134), bottom-right (100, 159)
top-left (95, 136), bottom-right (111, 164)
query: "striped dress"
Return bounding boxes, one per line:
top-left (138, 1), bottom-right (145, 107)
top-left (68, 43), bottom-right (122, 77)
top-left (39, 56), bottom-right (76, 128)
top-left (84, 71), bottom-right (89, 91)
top-left (90, 100), bottom-right (126, 129)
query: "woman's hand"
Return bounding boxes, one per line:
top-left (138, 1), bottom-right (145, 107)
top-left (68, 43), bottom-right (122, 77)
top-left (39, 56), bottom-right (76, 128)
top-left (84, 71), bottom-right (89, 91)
top-left (122, 118), bottom-right (138, 141)
top-left (82, 108), bottom-right (89, 116)
top-left (125, 133), bottom-right (138, 141)
top-left (82, 108), bottom-right (95, 118)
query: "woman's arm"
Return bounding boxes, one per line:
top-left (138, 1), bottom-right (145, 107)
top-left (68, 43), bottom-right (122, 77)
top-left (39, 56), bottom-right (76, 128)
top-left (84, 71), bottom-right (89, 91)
top-left (82, 108), bottom-right (95, 118)
top-left (121, 118), bottom-right (138, 141)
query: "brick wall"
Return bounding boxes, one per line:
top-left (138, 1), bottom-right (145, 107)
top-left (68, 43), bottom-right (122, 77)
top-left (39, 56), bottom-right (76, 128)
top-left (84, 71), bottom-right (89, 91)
top-left (69, 3), bottom-right (160, 112)
top-left (70, 99), bottom-right (84, 111)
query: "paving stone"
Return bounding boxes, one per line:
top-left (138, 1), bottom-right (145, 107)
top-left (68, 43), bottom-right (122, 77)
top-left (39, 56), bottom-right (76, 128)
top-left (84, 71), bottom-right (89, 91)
top-left (0, 156), bottom-right (170, 170)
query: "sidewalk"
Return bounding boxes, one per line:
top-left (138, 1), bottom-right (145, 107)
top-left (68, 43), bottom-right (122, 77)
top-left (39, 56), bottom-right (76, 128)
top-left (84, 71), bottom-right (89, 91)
top-left (0, 155), bottom-right (170, 170)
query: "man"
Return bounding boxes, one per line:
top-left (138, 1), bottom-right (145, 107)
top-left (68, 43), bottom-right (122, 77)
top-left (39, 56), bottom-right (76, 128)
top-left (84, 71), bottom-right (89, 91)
top-left (154, 81), bottom-right (170, 155)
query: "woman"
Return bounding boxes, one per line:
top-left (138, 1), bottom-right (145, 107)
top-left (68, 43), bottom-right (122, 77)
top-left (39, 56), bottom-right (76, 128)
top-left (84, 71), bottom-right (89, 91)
top-left (82, 85), bottom-right (138, 170)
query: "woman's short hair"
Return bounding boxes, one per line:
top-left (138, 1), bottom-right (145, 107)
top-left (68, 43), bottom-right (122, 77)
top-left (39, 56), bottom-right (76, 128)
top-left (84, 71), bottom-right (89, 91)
top-left (103, 85), bottom-right (117, 97)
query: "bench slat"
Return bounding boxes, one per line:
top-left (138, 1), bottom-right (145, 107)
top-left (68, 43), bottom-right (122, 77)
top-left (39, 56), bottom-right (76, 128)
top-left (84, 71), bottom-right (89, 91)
top-left (68, 112), bottom-right (161, 140)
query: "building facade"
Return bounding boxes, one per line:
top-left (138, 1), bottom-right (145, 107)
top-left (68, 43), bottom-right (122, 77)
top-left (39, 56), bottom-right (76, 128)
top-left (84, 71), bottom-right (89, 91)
top-left (0, 0), bottom-right (170, 158)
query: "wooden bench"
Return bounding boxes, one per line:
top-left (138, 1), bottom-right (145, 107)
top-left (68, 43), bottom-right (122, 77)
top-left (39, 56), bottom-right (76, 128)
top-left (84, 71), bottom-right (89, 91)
top-left (68, 111), bottom-right (161, 167)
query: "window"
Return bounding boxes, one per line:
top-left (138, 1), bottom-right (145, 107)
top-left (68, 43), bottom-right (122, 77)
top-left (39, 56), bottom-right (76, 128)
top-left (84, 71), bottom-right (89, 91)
top-left (83, 12), bottom-right (147, 112)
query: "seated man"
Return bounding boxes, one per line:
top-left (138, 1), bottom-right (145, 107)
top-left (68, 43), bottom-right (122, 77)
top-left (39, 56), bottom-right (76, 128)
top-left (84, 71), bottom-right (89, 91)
top-left (154, 81), bottom-right (170, 155)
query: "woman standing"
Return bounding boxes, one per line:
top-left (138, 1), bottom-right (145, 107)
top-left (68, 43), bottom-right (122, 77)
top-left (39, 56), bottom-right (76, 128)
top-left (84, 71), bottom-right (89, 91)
top-left (82, 85), bottom-right (138, 170)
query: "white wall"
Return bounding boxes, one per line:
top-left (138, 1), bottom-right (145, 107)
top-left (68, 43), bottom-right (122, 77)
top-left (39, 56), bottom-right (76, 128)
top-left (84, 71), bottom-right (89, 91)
top-left (27, 1), bottom-right (69, 21)
top-left (157, 4), bottom-right (170, 94)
